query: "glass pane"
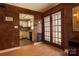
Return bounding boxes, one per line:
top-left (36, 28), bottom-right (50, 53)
top-left (45, 22), bottom-right (50, 26)
top-left (58, 12), bottom-right (61, 19)
top-left (53, 26), bottom-right (58, 31)
top-left (56, 26), bottom-right (58, 31)
top-left (48, 32), bottom-right (50, 36)
top-left (52, 21), bottom-right (55, 26)
top-left (46, 32), bottom-right (49, 36)
top-left (58, 32), bottom-right (61, 38)
top-left (54, 14), bottom-right (58, 19)
top-left (58, 26), bottom-right (61, 31)
top-left (54, 20), bottom-right (57, 25)
top-left (59, 38), bottom-right (61, 42)
top-left (55, 38), bottom-right (58, 44)
top-left (57, 20), bottom-right (61, 25)
top-left (44, 23), bottom-right (50, 26)
top-left (44, 16), bottom-right (50, 22)
top-left (45, 28), bottom-right (47, 31)
top-left (56, 32), bottom-right (58, 37)
top-left (46, 37), bottom-right (50, 42)
top-left (46, 27), bottom-right (50, 31)
top-left (53, 38), bottom-right (56, 43)
top-left (52, 14), bottom-right (55, 20)
top-left (53, 32), bottom-right (56, 37)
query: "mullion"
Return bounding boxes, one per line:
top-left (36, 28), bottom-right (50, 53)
top-left (52, 25), bottom-right (61, 26)
top-left (45, 21), bottom-right (50, 22)
top-left (52, 37), bottom-right (61, 39)
top-left (44, 26), bottom-right (50, 27)
top-left (45, 35), bottom-right (50, 38)
top-left (54, 18), bottom-right (61, 20)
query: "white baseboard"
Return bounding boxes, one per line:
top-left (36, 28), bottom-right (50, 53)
top-left (0, 47), bottom-right (21, 53)
top-left (64, 49), bottom-right (69, 53)
top-left (34, 42), bottom-right (42, 45)
top-left (0, 42), bottom-right (42, 53)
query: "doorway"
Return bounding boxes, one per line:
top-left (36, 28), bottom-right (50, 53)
top-left (19, 13), bottom-right (34, 46)
top-left (44, 11), bottom-right (62, 47)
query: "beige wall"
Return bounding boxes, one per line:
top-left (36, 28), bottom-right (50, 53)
top-left (32, 16), bottom-right (42, 42)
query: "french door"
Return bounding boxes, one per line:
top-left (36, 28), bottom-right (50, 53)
top-left (44, 11), bottom-right (62, 46)
top-left (52, 11), bottom-right (62, 45)
top-left (44, 16), bottom-right (50, 42)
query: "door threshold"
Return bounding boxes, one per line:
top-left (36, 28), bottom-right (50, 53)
top-left (34, 42), bottom-right (42, 45)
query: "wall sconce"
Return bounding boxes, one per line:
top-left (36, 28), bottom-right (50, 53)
top-left (72, 6), bottom-right (79, 31)
top-left (73, 13), bottom-right (77, 17)
top-left (73, 12), bottom-right (79, 22)
top-left (38, 21), bottom-right (40, 24)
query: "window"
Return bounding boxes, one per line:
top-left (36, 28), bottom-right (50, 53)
top-left (52, 11), bottom-right (61, 45)
top-left (44, 16), bottom-right (50, 42)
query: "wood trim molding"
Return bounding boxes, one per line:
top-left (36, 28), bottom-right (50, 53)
top-left (0, 47), bottom-right (21, 53)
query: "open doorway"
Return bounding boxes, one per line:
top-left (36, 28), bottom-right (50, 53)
top-left (19, 13), bottom-right (34, 46)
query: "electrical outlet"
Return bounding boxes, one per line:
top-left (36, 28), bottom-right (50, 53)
top-left (14, 26), bottom-right (18, 29)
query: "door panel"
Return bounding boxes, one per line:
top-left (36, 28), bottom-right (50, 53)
top-left (52, 11), bottom-right (62, 45)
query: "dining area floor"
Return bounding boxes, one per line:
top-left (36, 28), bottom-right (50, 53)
top-left (0, 43), bottom-right (67, 56)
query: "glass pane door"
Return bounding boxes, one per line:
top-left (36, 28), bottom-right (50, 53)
top-left (52, 11), bottom-right (62, 45)
top-left (44, 16), bottom-right (50, 42)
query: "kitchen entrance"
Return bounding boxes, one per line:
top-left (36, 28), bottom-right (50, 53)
top-left (19, 13), bottom-right (34, 46)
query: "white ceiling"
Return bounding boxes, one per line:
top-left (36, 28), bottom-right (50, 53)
top-left (8, 3), bottom-right (59, 12)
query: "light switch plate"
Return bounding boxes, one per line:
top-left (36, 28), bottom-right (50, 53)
top-left (14, 26), bottom-right (18, 29)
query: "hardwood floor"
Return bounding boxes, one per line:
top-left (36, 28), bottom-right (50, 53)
top-left (0, 43), bottom-right (67, 56)
top-left (20, 39), bottom-right (33, 46)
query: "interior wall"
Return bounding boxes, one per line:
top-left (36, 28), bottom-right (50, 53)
top-left (1, 3), bottom-right (79, 50)
top-left (32, 15), bottom-right (42, 42)
top-left (0, 3), bottom-right (42, 50)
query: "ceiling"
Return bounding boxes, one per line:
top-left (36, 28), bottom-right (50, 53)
top-left (8, 3), bottom-right (59, 12)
